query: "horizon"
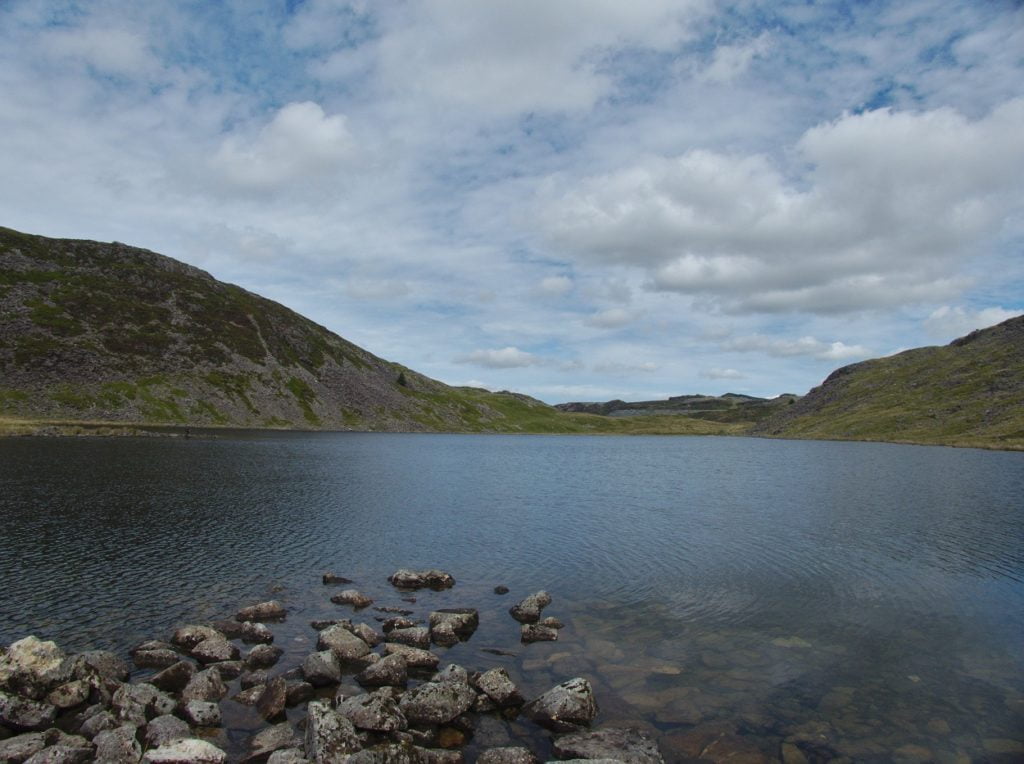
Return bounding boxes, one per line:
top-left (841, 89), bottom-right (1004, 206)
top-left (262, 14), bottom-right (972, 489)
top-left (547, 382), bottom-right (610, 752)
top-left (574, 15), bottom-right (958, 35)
top-left (1, 1), bottom-right (1022, 404)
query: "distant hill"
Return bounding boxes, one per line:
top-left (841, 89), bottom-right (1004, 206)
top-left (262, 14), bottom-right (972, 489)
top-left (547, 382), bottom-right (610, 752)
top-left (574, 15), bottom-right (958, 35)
top-left (556, 392), bottom-right (799, 423)
top-left (751, 315), bottom-right (1024, 449)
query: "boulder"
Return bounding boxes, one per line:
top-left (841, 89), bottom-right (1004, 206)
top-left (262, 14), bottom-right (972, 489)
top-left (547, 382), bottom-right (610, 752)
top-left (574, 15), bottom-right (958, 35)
top-left (0, 731), bottom-right (51, 762)
top-left (477, 748), bottom-right (539, 764)
top-left (285, 681), bottom-right (314, 707)
top-left (551, 727), bottom-right (664, 763)
top-left (149, 661), bottom-right (196, 694)
top-left (45, 680), bottom-right (90, 710)
top-left (0, 691), bottom-right (58, 731)
top-left (208, 620), bottom-right (245, 640)
top-left (539, 617), bottom-right (564, 629)
top-left (356, 654), bottom-right (408, 688)
top-left (181, 667), bottom-right (227, 703)
top-left (70, 651), bottom-right (130, 683)
top-left (266, 750), bottom-right (308, 764)
top-left (474, 668), bottom-right (523, 707)
top-left (352, 623), bottom-right (383, 647)
top-left (0, 637), bottom-right (68, 699)
top-left (385, 627), bottom-right (430, 649)
top-left (509, 592), bottom-right (551, 624)
top-left (189, 638), bottom-right (239, 664)
top-left (240, 669), bottom-right (270, 689)
top-left (336, 691), bottom-right (408, 733)
top-left (382, 644), bottom-right (439, 669)
top-left (78, 709), bottom-right (117, 739)
top-left (131, 647), bottom-right (181, 670)
top-left (381, 618), bottom-right (418, 634)
top-left (330, 590), bottom-right (373, 609)
top-left (93, 724), bottom-right (142, 763)
top-left (22, 738), bottom-right (93, 764)
top-left (170, 626), bottom-right (221, 650)
top-left (235, 601), bottom-right (287, 622)
top-left (246, 645), bottom-right (284, 669)
top-left (180, 700), bottom-right (221, 727)
top-left (322, 573), bottom-right (353, 584)
top-left (429, 609), bottom-right (479, 646)
top-left (142, 738), bottom-right (227, 763)
top-left (434, 665), bottom-right (469, 685)
top-left (233, 686), bottom-right (265, 706)
top-left (112, 684), bottom-right (175, 724)
top-left (240, 622), bottom-right (275, 644)
top-left (244, 722), bottom-right (301, 762)
top-left (143, 714), bottom-right (190, 748)
top-left (310, 619), bottom-right (351, 632)
top-left (256, 677), bottom-right (287, 721)
top-left (399, 679), bottom-right (476, 725)
top-left (523, 678), bottom-right (597, 732)
top-left (317, 624), bottom-right (371, 662)
top-left (520, 625), bottom-right (558, 643)
top-left (304, 700), bottom-right (362, 761)
top-left (301, 651), bottom-right (342, 687)
top-left (387, 569), bottom-right (456, 590)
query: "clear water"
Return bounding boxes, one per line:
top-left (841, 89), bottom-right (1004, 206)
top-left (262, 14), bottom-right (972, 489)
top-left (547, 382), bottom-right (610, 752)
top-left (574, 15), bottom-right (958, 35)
top-left (1, 433), bottom-right (1022, 762)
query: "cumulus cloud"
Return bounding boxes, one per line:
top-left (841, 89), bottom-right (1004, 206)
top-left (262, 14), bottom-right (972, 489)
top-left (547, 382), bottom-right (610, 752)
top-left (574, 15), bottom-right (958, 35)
top-left (724, 335), bottom-right (872, 361)
top-left (584, 307), bottom-right (637, 329)
top-left (592, 360), bottom-right (658, 374)
top-left (700, 368), bottom-right (746, 380)
top-left (540, 99), bottom-right (1024, 314)
top-left (538, 275), bottom-right (573, 296)
top-left (211, 102), bottom-right (354, 191)
top-left (697, 32), bottom-right (772, 83)
top-left (457, 346), bottom-right (541, 368)
top-left (41, 25), bottom-right (156, 77)
top-left (923, 305), bottom-right (1021, 339)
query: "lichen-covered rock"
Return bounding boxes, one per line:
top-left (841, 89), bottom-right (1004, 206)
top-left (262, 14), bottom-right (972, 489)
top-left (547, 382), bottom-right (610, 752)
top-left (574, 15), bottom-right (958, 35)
top-left (285, 681), bottom-right (315, 707)
top-left (93, 724), bottom-right (142, 763)
top-left (301, 650), bottom-right (342, 687)
top-left (240, 670), bottom-right (270, 689)
top-left (382, 644), bottom-right (439, 669)
top-left (245, 722), bottom-right (301, 762)
top-left (22, 739), bottom-right (94, 764)
top-left (356, 654), bottom-right (407, 688)
top-left (322, 573), bottom-right (353, 585)
top-left (0, 637), bottom-right (68, 699)
top-left (477, 747), bottom-right (539, 764)
top-left (79, 709), bottom-right (117, 739)
top-left (0, 691), bottom-right (58, 731)
top-left (520, 625), bottom-right (558, 643)
top-left (240, 621), bottom-right (275, 644)
top-left (385, 627), bottom-right (430, 649)
top-left (181, 667), bottom-right (227, 703)
top-left (0, 731), bottom-right (51, 762)
top-left (508, 592), bottom-right (551, 624)
top-left (142, 738), bottom-right (227, 763)
top-left (189, 638), bottom-right (239, 664)
top-left (304, 701), bottom-right (362, 761)
top-left (131, 647), bottom-right (181, 670)
top-left (235, 601), bottom-right (287, 622)
top-left (381, 618), bottom-right (418, 634)
top-left (388, 570), bottom-right (456, 590)
top-left (209, 620), bottom-right (245, 640)
top-left (398, 679), bottom-right (476, 725)
top-left (45, 680), bottom-right (90, 710)
top-left (523, 678), bottom-right (597, 732)
top-left (429, 609), bottom-right (478, 635)
top-left (256, 677), bottom-right (287, 721)
top-left (317, 624), bottom-right (370, 662)
top-left (112, 684), bottom-right (175, 724)
top-left (232, 686), bottom-right (265, 706)
top-left (551, 727), bottom-right (664, 763)
top-left (330, 590), bottom-right (374, 609)
top-left (180, 699), bottom-right (222, 727)
top-left (266, 749), bottom-right (308, 764)
top-left (474, 668), bottom-right (523, 708)
top-left (352, 623), bottom-right (383, 647)
top-left (336, 691), bottom-right (408, 733)
top-left (213, 660), bottom-right (244, 679)
top-left (246, 644), bottom-right (284, 669)
top-left (143, 714), bottom-right (190, 748)
top-left (69, 650), bottom-right (130, 684)
top-left (148, 661), bottom-right (196, 694)
top-left (170, 626), bottom-right (221, 650)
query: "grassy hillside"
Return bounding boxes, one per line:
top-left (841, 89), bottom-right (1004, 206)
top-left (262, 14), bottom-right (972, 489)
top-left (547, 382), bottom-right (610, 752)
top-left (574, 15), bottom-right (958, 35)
top-left (751, 315), bottom-right (1024, 450)
top-left (556, 392), bottom-right (799, 423)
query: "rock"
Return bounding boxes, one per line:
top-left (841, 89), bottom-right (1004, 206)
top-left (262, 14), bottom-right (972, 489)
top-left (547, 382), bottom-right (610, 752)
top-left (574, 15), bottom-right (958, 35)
top-left (131, 648), bottom-right (181, 670)
top-left (520, 625), bottom-right (558, 643)
top-left (382, 644), bottom-right (439, 669)
top-left (235, 601), bottom-right (287, 622)
top-left (142, 738), bottom-right (227, 763)
top-left (330, 590), bottom-right (374, 609)
top-left (209, 620), bottom-right (245, 639)
top-left (304, 700), bottom-right (362, 761)
top-left (112, 684), bottom-right (175, 724)
top-left (428, 610), bottom-right (479, 647)
top-left (356, 654), bottom-right (408, 688)
top-left (399, 679), bottom-right (476, 725)
top-left (382, 618), bottom-right (418, 633)
top-left (352, 623), bottom-right (383, 647)
top-left (388, 569), bottom-right (456, 590)
top-left (509, 592), bottom-right (551, 624)
top-left (317, 624), bottom-right (371, 662)
top-left (310, 619), bottom-right (351, 631)
top-left (170, 625), bottom-right (221, 650)
top-left (285, 681), bottom-right (314, 706)
top-left (181, 667), bottom-right (227, 702)
top-left (189, 638), bottom-right (239, 664)
top-left (266, 750), bottom-right (308, 764)
top-left (539, 617), bottom-right (564, 629)
top-left (493, 586), bottom-right (510, 595)
top-left (336, 691), bottom-right (408, 733)
top-left (374, 607), bottom-right (415, 615)
top-left (148, 661), bottom-right (196, 694)
top-left (435, 665), bottom-right (469, 685)
top-left (244, 722), bottom-right (301, 762)
top-left (552, 727), bottom-right (664, 763)
top-left (78, 709), bottom-right (117, 739)
top-left (233, 686), bottom-right (265, 706)
top-left (45, 680), bottom-right (90, 710)
top-left (322, 573), bottom-right (353, 584)
top-left (93, 725), bottom-right (142, 763)
top-left (524, 677), bottom-right (597, 732)
top-left (477, 747), bottom-right (538, 764)
top-left (247, 644), bottom-right (284, 669)
top-left (0, 731), bottom-right (51, 762)
top-left (180, 699), bottom-right (221, 727)
top-left (240, 622), bottom-right (275, 644)
top-left (0, 637), bottom-right (68, 699)
top-left (474, 668), bottom-right (523, 707)
top-left (22, 739), bottom-right (94, 764)
top-left (256, 677), bottom-right (287, 721)
top-left (241, 669), bottom-right (270, 689)
top-left (386, 627), bottom-right (430, 649)
top-left (71, 651), bottom-right (130, 683)
top-left (143, 714), bottom-right (190, 748)
top-left (0, 691), bottom-right (58, 731)
top-left (301, 651), bottom-right (342, 687)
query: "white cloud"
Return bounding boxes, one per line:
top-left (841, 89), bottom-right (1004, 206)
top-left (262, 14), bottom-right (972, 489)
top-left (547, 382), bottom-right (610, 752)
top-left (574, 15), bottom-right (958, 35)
top-left (697, 32), bottom-right (772, 84)
top-left (211, 102), bottom-right (354, 191)
top-left (457, 346), bottom-right (541, 369)
top-left (584, 307), bottom-right (637, 329)
top-left (42, 26), bottom-right (156, 77)
top-left (724, 335), bottom-right (872, 361)
top-left (343, 279), bottom-right (411, 301)
top-left (592, 360), bottom-right (658, 374)
top-left (923, 305), bottom-right (1021, 340)
top-left (538, 275), bottom-right (573, 296)
top-left (700, 367), bottom-right (746, 380)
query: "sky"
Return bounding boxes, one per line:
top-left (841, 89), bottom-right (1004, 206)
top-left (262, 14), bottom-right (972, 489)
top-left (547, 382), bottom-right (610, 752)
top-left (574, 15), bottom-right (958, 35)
top-left (1, 1), bottom-right (1022, 403)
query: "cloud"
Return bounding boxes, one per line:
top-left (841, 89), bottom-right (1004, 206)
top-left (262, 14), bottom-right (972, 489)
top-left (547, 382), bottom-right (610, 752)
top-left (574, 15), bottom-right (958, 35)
top-left (211, 102), bottom-right (354, 191)
top-left (697, 32), bottom-right (772, 84)
top-left (724, 335), bottom-right (872, 361)
top-left (539, 99), bottom-right (1024, 314)
top-left (923, 305), bottom-right (1021, 339)
top-left (592, 360), bottom-right (658, 374)
top-left (41, 25), bottom-right (157, 77)
top-left (343, 279), bottom-right (411, 301)
top-left (538, 275), bottom-right (573, 296)
top-left (700, 368), bottom-right (746, 380)
top-left (457, 346), bottom-right (541, 368)
top-left (584, 307), bottom-right (637, 329)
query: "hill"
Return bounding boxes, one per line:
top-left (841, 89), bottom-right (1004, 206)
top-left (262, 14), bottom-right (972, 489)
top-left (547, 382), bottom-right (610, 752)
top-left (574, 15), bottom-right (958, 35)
top-left (556, 392), bottom-right (798, 423)
top-left (751, 315), bottom-right (1024, 450)
top-left (0, 226), bottom-right (743, 437)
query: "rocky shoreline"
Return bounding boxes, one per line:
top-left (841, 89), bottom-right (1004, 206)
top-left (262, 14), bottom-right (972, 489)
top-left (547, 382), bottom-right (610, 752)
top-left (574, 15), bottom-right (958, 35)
top-left (0, 569), bottom-right (664, 763)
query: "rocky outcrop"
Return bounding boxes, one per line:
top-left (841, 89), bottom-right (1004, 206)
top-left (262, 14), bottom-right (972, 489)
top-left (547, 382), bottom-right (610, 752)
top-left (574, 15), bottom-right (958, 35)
top-left (524, 678), bottom-right (598, 732)
top-left (388, 570), bottom-right (456, 590)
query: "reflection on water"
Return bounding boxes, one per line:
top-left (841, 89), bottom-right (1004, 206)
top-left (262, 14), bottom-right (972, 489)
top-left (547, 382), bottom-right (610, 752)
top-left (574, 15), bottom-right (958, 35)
top-left (1, 433), bottom-right (1022, 761)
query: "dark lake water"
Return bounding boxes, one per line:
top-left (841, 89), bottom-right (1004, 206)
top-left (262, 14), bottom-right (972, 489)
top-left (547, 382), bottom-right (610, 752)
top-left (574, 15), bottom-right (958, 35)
top-left (1, 433), bottom-right (1023, 762)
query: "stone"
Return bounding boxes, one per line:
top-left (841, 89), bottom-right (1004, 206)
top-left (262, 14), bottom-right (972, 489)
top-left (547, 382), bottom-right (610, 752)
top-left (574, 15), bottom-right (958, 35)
top-left (310, 619), bottom-right (351, 631)
top-left (22, 739), bottom-right (93, 764)
top-left (477, 747), bottom-right (538, 764)
top-left (70, 651), bottom-right (130, 683)
top-left (304, 700), bottom-right (362, 761)
top-left (247, 645), bottom-right (284, 669)
top-left (0, 637), bottom-right (68, 699)
top-left (285, 681), bottom-right (314, 706)
top-left (240, 622), bottom-right (275, 644)
top-left (356, 653), bottom-right (408, 688)
top-left (148, 661), bottom-right (196, 694)
top-left (189, 638), bottom-right (239, 664)
top-left (399, 679), bottom-right (476, 725)
top-left (235, 601), bottom-right (287, 622)
top-left (336, 691), bottom-right (408, 733)
top-left (209, 620), bottom-right (245, 639)
top-left (429, 621), bottom-right (460, 647)
top-left (266, 750), bottom-right (308, 764)
top-left (539, 617), bottom-right (564, 629)
top-left (382, 644), bottom-right (439, 669)
top-left (552, 727), bottom-right (664, 763)
top-left (302, 651), bottom-right (342, 687)
top-left (523, 678), bottom-right (597, 732)
top-left (45, 680), bottom-right (89, 710)
top-left (245, 722), bottom-right (301, 762)
top-left (131, 648), bottom-right (181, 670)
top-left (180, 700), bottom-right (221, 727)
top-left (382, 618), bottom-right (418, 633)
top-left (0, 691), bottom-right (58, 731)
top-left (520, 625), bottom-right (558, 643)
top-left (93, 725), bottom-right (142, 763)
top-left (509, 592), bottom-right (551, 624)
top-left (317, 624), bottom-right (371, 662)
top-left (493, 586), bottom-right (510, 595)
top-left (352, 623), bottom-right (383, 647)
top-left (241, 669), bottom-right (270, 689)
top-left (429, 610), bottom-right (479, 647)
top-left (781, 742), bottom-right (809, 764)
top-left (170, 625), bottom-right (221, 650)
top-left (330, 590), bottom-right (374, 609)
top-left (112, 684), bottom-right (175, 724)
top-left (256, 677), bottom-right (287, 721)
top-left (142, 738), bottom-right (227, 763)
top-left (181, 667), bottom-right (227, 702)
top-left (386, 627), bottom-right (430, 649)
top-left (474, 668), bottom-right (523, 707)
top-left (143, 714), bottom-right (190, 748)
top-left (388, 569), bottom-right (456, 590)
top-left (78, 709), bottom-right (117, 739)
top-left (0, 731), bottom-right (51, 762)
top-left (323, 573), bottom-right (353, 584)
top-left (233, 686), bottom-right (265, 706)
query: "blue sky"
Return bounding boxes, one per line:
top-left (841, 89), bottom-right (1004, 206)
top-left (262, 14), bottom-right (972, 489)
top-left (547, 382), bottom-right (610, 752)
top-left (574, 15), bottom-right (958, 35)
top-left (1, 0), bottom-right (1022, 402)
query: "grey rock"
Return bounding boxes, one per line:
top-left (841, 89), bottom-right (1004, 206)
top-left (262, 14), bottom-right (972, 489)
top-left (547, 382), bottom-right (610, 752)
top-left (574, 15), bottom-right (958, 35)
top-left (388, 569), bottom-right (456, 590)
top-left (551, 727), bottom-right (664, 763)
top-left (386, 627), bottom-right (430, 649)
top-left (322, 573), bottom-right (353, 584)
top-left (520, 625), bottom-right (558, 643)
top-left (381, 618), bottom-right (418, 634)
top-left (477, 748), bottom-right (539, 764)
top-left (189, 638), bottom-right (239, 664)
top-left (22, 741), bottom-right (93, 764)
top-left (356, 654), bottom-right (407, 688)
top-left (78, 709), bottom-right (117, 739)
top-left (539, 617), bottom-right (564, 629)
top-left (317, 624), bottom-right (370, 662)
top-left (434, 665), bottom-right (469, 685)
top-left (509, 592), bottom-right (551, 624)
top-left (70, 651), bottom-right (130, 683)
top-left (0, 731), bottom-right (51, 763)
top-left (336, 691), bottom-right (408, 733)
top-left (181, 667), bottom-right (227, 702)
top-left (212, 660), bottom-right (244, 679)
top-left (209, 620), bottom-right (245, 639)
top-left (0, 638), bottom-right (68, 700)
top-left (232, 686), bottom-right (265, 706)
top-left (245, 722), bottom-right (301, 761)
top-left (180, 700), bottom-right (221, 727)
top-left (241, 622), bottom-right (275, 644)
top-left (112, 684), bottom-right (175, 724)
top-left (310, 619), bottom-right (351, 632)
top-left (330, 590), bottom-right (373, 609)
top-left (474, 668), bottom-right (523, 707)
top-left (235, 601), bottom-right (287, 622)
top-left (170, 625), bottom-right (221, 650)
top-left (0, 691), bottom-right (58, 731)
top-left (45, 680), bottom-right (90, 710)
top-left (352, 623), bottom-right (382, 647)
top-left (428, 609), bottom-right (478, 636)
top-left (302, 651), bottom-right (342, 687)
top-left (524, 678), bottom-right (597, 732)
top-left (143, 715), bottom-right (190, 748)
top-left (493, 586), bottom-right (510, 595)
top-left (241, 669), bottom-right (270, 689)
top-left (93, 725), bottom-right (142, 763)
top-left (304, 700), bottom-right (362, 761)
top-left (247, 644), bottom-right (284, 669)
top-left (148, 661), bottom-right (196, 694)
top-left (141, 738), bottom-right (227, 763)
top-left (428, 621), bottom-right (459, 647)
top-left (398, 679), bottom-right (476, 725)
top-left (256, 677), bottom-right (287, 721)
top-left (131, 649), bottom-right (181, 670)
top-left (266, 750), bottom-right (308, 764)
top-left (285, 681), bottom-right (314, 707)
top-left (382, 644), bottom-right (439, 669)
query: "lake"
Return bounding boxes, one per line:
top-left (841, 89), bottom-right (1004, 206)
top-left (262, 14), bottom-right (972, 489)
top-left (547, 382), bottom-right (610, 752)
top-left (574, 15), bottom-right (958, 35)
top-left (1, 433), bottom-right (1022, 761)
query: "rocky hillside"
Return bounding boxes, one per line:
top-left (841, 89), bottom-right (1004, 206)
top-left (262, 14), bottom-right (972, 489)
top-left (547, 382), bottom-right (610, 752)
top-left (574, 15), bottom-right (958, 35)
top-left (556, 392), bottom-right (799, 423)
top-left (0, 226), bottom-right (580, 433)
top-left (752, 315), bottom-right (1024, 449)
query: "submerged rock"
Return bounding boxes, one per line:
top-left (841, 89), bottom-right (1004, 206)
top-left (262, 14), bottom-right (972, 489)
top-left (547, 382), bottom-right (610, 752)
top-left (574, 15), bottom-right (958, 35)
top-left (330, 590), bottom-right (373, 609)
top-left (477, 748), bottom-right (539, 764)
top-left (256, 677), bottom-right (287, 721)
top-left (399, 679), bottom-right (476, 725)
top-left (317, 624), bottom-right (371, 662)
top-left (336, 691), bottom-right (408, 733)
top-left (473, 668), bottom-right (523, 708)
top-left (509, 592), bottom-right (551, 624)
top-left (388, 569), bottom-right (456, 590)
top-left (523, 678), bottom-right (597, 732)
top-left (551, 727), bottom-right (664, 763)
top-left (322, 573), bottom-right (353, 585)
top-left (246, 722), bottom-right (301, 761)
top-left (520, 624), bottom-right (558, 643)
top-left (235, 601), bottom-right (287, 623)
top-left (382, 644), bottom-right (439, 669)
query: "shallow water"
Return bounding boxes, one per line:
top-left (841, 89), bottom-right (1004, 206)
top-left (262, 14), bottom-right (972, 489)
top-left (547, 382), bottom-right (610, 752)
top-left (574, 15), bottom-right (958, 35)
top-left (1, 433), bottom-right (1022, 761)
